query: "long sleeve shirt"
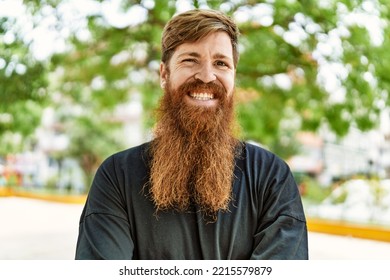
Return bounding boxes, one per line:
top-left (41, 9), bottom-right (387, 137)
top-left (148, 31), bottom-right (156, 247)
top-left (75, 141), bottom-right (308, 259)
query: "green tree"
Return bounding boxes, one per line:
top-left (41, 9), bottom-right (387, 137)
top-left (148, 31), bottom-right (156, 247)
top-left (2, 0), bottom-right (389, 189)
top-left (0, 14), bottom-right (48, 154)
top-left (47, 0), bottom-right (389, 157)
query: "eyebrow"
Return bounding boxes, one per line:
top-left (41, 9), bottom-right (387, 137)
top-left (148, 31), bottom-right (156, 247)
top-left (177, 52), bottom-right (201, 59)
top-left (177, 52), bottom-right (232, 61)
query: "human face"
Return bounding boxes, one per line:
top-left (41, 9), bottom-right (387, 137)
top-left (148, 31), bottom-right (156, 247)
top-left (160, 31), bottom-right (235, 108)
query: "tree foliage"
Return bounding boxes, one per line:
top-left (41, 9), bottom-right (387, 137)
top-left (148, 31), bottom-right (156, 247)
top-left (1, 0), bottom-right (389, 186)
top-left (0, 15), bottom-right (48, 140)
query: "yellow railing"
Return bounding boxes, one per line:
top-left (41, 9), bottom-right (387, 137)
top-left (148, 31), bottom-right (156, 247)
top-left (0, 187), bottom-right (87, 204)
top-left (307, 217), bottom-right (390, 243)
top-left (0, 187), bottom-right (13, 197)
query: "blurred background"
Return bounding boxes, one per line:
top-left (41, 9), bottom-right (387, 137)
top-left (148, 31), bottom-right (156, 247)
top-left (1, 0), bottom-right (390, 259)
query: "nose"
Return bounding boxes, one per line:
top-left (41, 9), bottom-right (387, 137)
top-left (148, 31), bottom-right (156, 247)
top-left (194, 63), bottom-right (216, 84)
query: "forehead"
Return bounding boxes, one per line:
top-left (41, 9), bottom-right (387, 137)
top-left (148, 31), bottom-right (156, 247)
top-left (172, 31), bottom-right (233, 61)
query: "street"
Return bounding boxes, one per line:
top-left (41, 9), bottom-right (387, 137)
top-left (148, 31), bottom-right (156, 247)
top-left (1, 197), bottom-right (390, 260)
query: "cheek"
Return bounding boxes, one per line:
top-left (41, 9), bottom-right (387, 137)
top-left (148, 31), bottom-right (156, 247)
top-left (223, 77), bottom-right (235, 96)
top-left (169, 70), bottom-right (194, 91)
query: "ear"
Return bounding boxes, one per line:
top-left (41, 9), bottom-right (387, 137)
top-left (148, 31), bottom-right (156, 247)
top-left (160, 62), bottom-right (168, 89)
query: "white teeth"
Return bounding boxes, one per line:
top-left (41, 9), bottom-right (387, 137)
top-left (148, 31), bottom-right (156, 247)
top-left (189, 92), bottom-right (214, 100)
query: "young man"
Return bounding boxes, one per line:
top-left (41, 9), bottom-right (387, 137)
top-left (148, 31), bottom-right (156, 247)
top-left (75, 9), bottom-right (308, 260)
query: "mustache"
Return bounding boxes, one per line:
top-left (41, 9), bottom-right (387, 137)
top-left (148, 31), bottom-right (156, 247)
top-left (177, 79), bottom-right (227, 100)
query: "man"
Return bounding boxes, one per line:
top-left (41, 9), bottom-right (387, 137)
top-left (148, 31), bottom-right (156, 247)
top-left (75, 9), bottom-right (308, 260)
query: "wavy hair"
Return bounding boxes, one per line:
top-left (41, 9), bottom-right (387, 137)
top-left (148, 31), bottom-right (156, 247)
top-left (161, 9), bottom-right (240, 67)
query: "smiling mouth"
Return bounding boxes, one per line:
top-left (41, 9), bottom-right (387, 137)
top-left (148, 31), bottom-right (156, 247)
top-left (189, 92), bottom-right (215, 101)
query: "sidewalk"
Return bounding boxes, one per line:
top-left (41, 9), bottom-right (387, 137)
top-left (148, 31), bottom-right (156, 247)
top-left (1, 197), bottom-right (390, 260)
top-left (0, 197), bottom-right (81, 259)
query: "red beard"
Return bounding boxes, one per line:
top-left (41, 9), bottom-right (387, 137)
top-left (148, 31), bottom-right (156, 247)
top-left (148, 79), bottom-right (241, 219)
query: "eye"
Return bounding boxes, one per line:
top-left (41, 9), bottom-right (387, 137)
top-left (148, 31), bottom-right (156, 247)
top-left (182, 58), bottom-right (197, 63)
top-left (215, 60), bottom-right (229, 68)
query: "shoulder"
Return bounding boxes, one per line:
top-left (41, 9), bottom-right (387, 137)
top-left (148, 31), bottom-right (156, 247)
top-left (242, 141), bottom-right (271, 155)
top-left (239, 141), bottom-right (292, 174)
top-left (101, 141), bottom-right (151, 169)
top-left (242, 141), bottom-right (283, 162)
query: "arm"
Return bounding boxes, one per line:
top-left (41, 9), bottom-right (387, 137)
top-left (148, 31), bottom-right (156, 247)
top-left (251, 160), bottom-right (308, 260)
top-left (75, 156), bottom-right (134, 260)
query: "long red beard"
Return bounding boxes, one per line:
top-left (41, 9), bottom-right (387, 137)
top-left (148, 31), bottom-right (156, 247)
top-left (148, 79), bottom-right (240, 218)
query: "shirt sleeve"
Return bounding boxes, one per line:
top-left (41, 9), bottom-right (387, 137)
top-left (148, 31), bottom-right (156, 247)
top-left (250, 214), bottom-right (308, 259)
top-left (75, 155), bottom-right (134, 260)
top-left (250, 153), bottom-right (308, 260)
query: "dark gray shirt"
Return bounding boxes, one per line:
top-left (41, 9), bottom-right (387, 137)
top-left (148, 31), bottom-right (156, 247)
top-left (75, 141), bottom-right (308, 259)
